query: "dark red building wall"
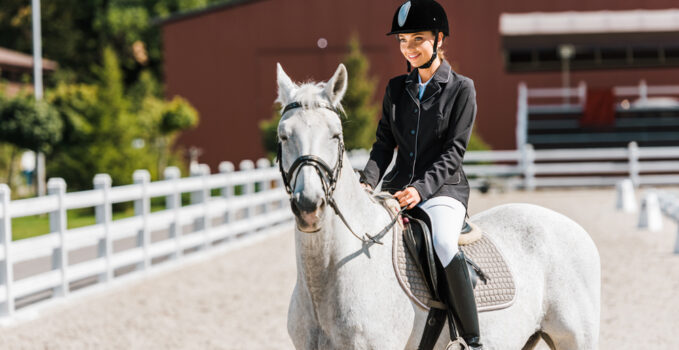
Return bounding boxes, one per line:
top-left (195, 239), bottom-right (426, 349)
top-left (162, 0), bottom-right (679, 170)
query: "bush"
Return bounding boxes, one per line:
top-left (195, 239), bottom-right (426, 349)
top-left (161, 96), bottom-right (198, 134)
top-left (0, 94), bottom-right (62, 153)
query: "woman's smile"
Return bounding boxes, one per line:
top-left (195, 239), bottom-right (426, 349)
top-left (406, 53), bottom-right (421, 60)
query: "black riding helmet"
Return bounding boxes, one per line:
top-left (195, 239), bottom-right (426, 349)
top-left (387, 0), bottom-right (449, 71)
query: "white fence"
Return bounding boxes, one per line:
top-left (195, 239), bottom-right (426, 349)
top-left (2, 144), bottom-right (679, 320)
top-left (350, 143), bottom-right (679, 190)
top-left (0, 159), bottom-right (292, 319)
top-left (516, 80), bottom-right (679, 151)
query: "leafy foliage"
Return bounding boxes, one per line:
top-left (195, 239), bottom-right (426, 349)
top-left (45, 47), bottom-right (198, 190)
top-left (259, 109), bottom-right (281, 160)
top-left (161, 96), bottom-right (199, 134)
top-left (0, 0), bottom-right (231, 87)
top-left (0, 94), bottom-right (62, 152)
top-left (340, 35), bottom-right (379, 150)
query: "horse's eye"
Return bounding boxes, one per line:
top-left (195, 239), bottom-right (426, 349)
top-left (332, 133), bottom-right (341, 140)
top-left (280, 135), bottom-right (288, 142)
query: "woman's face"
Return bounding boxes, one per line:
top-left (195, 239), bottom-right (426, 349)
top-left (397, 31), bottom-right (440, 67)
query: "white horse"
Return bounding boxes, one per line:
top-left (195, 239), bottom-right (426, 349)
top-left (276, 63), bottom-right (601, 350)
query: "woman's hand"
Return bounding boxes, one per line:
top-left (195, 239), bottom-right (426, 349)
top-left (393, 187), bottom-right (421, 209)
top-left (360, 182), bottom-right (373, 192)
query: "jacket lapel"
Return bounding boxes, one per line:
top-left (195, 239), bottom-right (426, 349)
top-left (405, 69), bottom-right (421, 105)
top-left (420, 60), bottom-right (451, 104)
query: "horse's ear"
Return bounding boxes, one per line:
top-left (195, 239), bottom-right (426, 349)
top-left (276, 63), bottom-right (296, 106)
top-left (325, 63), bottom-right (348, 108)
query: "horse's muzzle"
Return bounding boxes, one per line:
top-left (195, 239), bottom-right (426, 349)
top-left (291, 195), bottom-right (326, 232)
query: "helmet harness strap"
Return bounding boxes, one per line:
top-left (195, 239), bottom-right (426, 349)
top-left (417, 30), bottom-right (440, 70)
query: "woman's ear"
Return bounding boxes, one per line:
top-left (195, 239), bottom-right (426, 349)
top-left (276, 63), bottom-right (297, 106)
top-left (325, 63), bottom-right (348, 107)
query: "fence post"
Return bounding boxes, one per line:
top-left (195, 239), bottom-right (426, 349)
top-left (638, 191), bottom-right (662, 231)
top-left (639, 80), bottom-right (648, 105)
top-left (164, 167), bottom-right (182, 259)
top-left (577, 81), bottom-right (587, 107)
top-left (47, 178), bottom-right (68, 298)
top-left (200, 164), bottom-right (211, 249)
top-left (94, 174), bottom-right (113, 283)
top-left (522, 144), bottom-right (536, 191)
top-left (219, 161), bottom-right (235, 225)
top-left (628, 141), bottom-right (640, 187)
top-left (516, 82), bottom-right (528, 153)
top-left (190, 165), bottom-right (210, 249)
top-left (0, 184), bottom-right (14, 316)
top-left (133, 170), bottom-right (151, 270)
top-left (257, 158), bottom-right (272, 214)
top-left (240, 160), bottom-right (255, 219)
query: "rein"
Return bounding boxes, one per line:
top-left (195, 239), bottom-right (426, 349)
top-left (278, 101), bottom-right (406, 245)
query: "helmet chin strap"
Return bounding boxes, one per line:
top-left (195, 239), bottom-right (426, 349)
top-left (407, 30), bottom-right (440, 72)
top-left (418, 30), bottom-right (440, 70)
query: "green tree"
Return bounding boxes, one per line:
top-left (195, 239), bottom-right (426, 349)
top-left (0, 0), bottom-right (231, 88)
top-left (0, 93), bottom-right (62, 189)
top-left (341, 35), bottom-right (379, 150)
top-left (46, 48), bottom-right (199, 190)
top-left (47, 47), bottom-right (150, 189)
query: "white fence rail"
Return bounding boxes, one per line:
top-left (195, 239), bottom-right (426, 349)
top-left (0, 159), bottom-right (292, 318)
top-left (2, 144), bottom-right (679, 319)
top-left (350, 143), bottom-right (679, 191)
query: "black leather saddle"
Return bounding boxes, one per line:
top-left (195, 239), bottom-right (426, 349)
top-left (402, 206), bottom-right (486, 306)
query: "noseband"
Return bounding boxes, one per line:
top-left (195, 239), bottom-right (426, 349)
top-left (277, 101), bottom-right (403, 245)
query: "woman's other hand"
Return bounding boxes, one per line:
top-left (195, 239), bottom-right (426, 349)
top-left (360, 182), bottom-right (373, 192)
top-left (393, 187), bottom-right (421, 209)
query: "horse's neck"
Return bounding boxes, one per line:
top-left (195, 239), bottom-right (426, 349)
top-left (295, 154), bottom-right (394, 303)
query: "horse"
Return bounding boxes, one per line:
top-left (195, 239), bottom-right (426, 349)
top-left (275, 62), bottom-right (601, 350)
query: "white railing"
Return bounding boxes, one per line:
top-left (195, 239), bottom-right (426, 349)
top-left (516, 80), bottom-right (679, 151)
top-left (0, 159), bottom-right (292, 319)
top-left (2, 146), bottom-right (679, 319)
top-left (350, 143), bottom-right (679, 190)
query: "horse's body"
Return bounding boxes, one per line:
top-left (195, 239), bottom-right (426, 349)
top-left (278, 64), bottom-right (600, 350)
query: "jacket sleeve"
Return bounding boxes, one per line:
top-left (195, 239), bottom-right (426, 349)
top-left (410, 79), bottom-right (477, 201)
top-left (361, 85), bottom-right (397, 189)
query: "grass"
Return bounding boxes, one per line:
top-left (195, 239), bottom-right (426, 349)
top-left (11, 204), bottom-right (166, 241)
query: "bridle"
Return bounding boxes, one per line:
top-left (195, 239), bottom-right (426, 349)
top-left (277, 101), bottom-right (405, 245)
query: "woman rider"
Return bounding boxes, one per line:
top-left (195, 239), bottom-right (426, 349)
top-left (359, 0), bottom-right (482, 348)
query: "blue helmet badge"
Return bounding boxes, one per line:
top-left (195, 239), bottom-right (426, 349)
top-left (397, 1), bottom-right (411, 27)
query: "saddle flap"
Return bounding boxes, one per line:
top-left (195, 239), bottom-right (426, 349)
top-left (403, 210), bottom-right (484, 299)
top-left (404, 217), bottom-right (438, 296)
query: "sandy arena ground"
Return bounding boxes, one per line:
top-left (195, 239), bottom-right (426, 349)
top-left (1, 187), bottom-right (679, 349)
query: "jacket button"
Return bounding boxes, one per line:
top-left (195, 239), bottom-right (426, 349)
top-left (410, 130), bottom-right (415, 135)
top-left (413, 108), bottom-right (418, 114)
top-left (409, 152), bottom-right (414, 157)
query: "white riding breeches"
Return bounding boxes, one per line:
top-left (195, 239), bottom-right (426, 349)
top-left (417, 196), bottom-right (466, 267)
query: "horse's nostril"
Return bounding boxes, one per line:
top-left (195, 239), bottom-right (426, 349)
top-left (292, 194), bottom-right (324, 213)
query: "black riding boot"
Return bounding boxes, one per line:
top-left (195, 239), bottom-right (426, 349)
top-left (442, 251), bottom-right (483, 349)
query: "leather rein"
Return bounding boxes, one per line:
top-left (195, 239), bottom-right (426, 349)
top-left (277, 101), bottom-right (405, 245)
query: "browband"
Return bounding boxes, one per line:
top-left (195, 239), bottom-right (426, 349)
top-left (281, 101), bottom-right (340, 116)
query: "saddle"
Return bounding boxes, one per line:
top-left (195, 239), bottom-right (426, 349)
top-left (402, 206), bottom-right (487, 307)
top-left (391, 205), bottom-right (517, 350)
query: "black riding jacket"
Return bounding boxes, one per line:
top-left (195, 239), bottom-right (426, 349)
top-left (360, 60), bottom-right (477, 208)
